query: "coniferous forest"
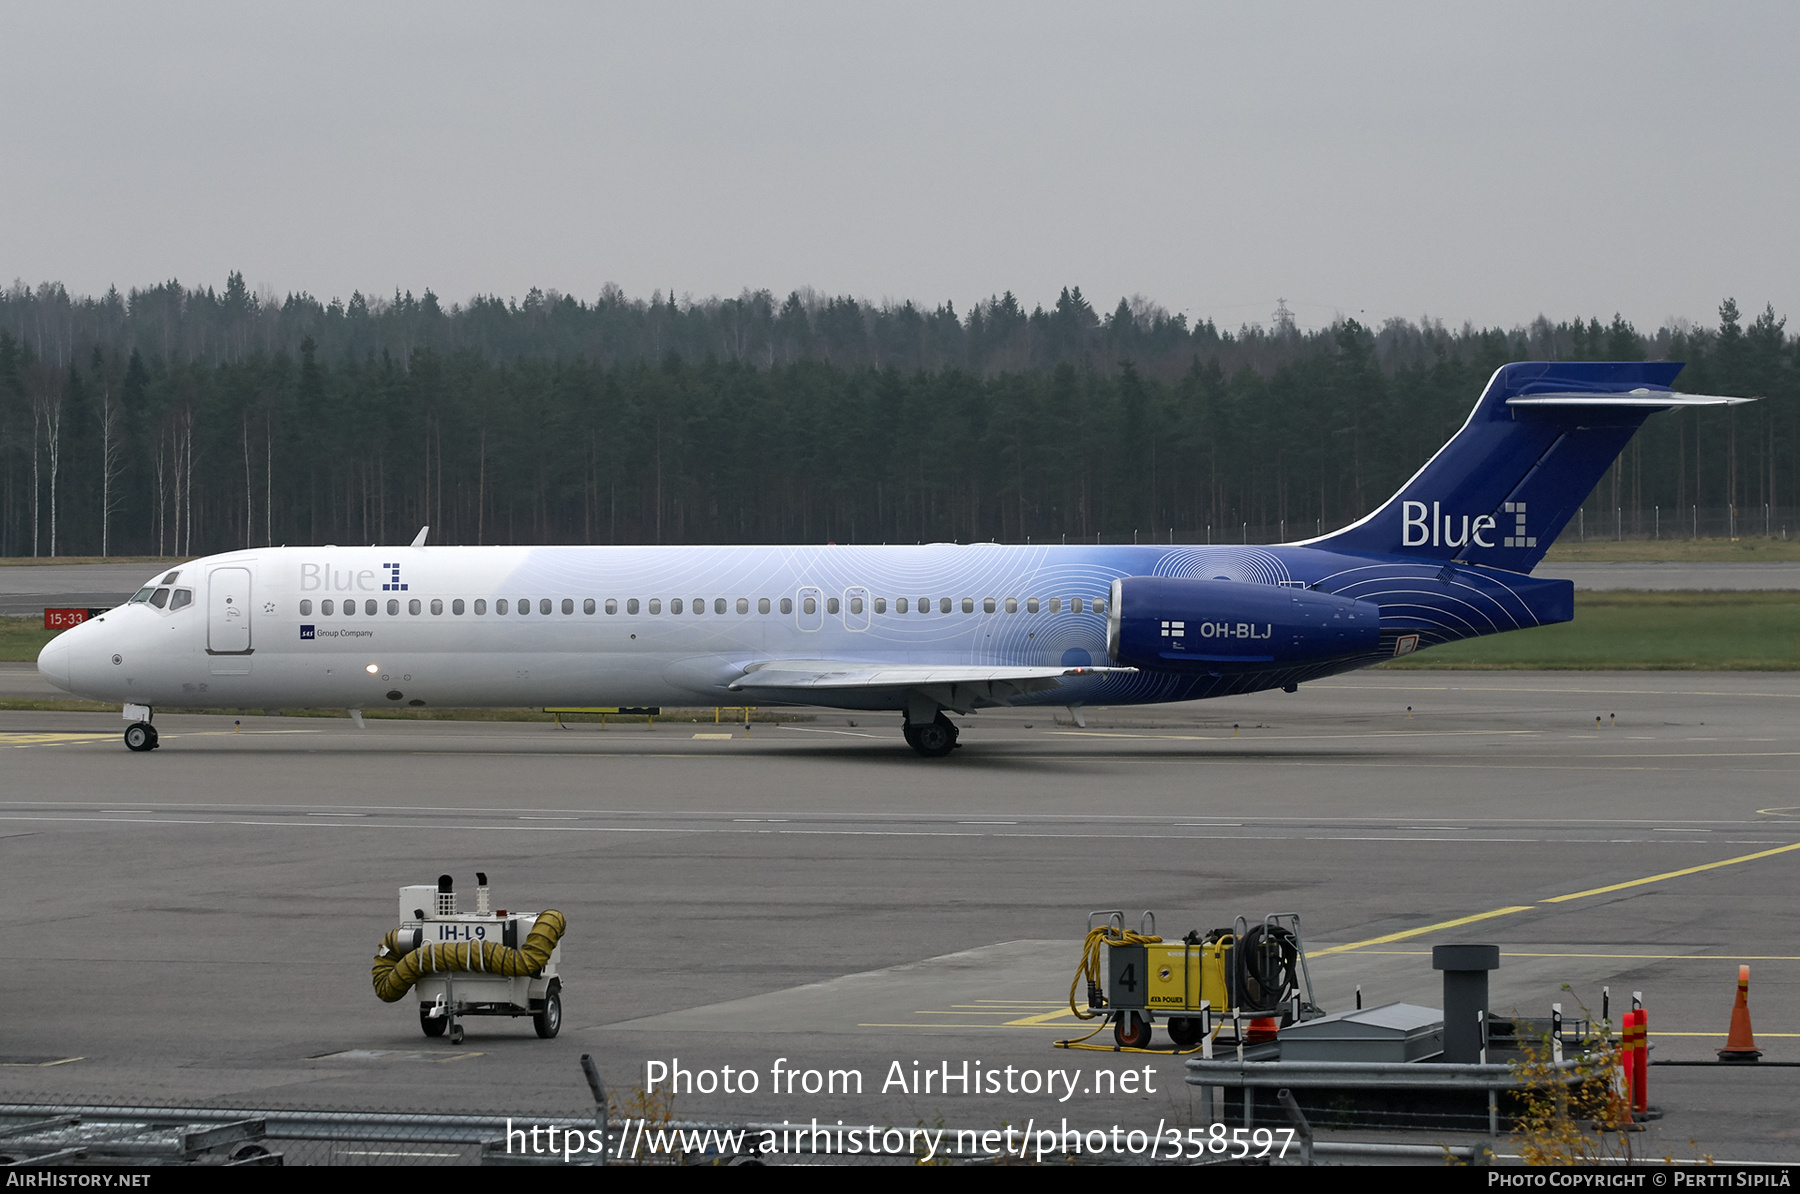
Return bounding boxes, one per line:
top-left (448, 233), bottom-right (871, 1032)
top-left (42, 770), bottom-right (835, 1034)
top-left (2, 276), bottom-right (1795, 558)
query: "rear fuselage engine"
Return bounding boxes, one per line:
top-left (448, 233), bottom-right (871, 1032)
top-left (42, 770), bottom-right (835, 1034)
top-left (1106, 576), bottom-right (1381, 673)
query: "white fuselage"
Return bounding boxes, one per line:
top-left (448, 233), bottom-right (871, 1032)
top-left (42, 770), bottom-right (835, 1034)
top-left (37, 543), bottom-right (1152, 713)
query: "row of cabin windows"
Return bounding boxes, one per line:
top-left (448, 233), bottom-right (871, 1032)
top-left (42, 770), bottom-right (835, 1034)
top-left (295, 595), bottom-right (1105, 618)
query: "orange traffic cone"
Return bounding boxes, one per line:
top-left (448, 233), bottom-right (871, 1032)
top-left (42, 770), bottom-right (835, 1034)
top-left (1246, 1017), bottom-right (1280, 1044)
top-left (1718, 965), bottom-right (1763, 1063)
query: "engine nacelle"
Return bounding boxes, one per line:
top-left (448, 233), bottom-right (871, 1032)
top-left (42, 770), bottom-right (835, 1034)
top-left (1106, 576), bottom-right (1381, 672)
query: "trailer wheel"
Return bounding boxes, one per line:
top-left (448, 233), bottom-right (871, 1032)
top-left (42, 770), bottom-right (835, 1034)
top-left (534, 982), bottom-right (562, 1039)
top-left (1114, 1011), bottom-right (1151, 1048)
top-left (420, 1005), bottom-right (447, 1037)
top-left (1166, 1017), bottom-right (1202, 1047)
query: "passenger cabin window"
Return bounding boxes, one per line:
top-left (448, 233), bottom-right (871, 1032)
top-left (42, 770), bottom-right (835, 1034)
top-left (961, 598), bottom-right (974, 614)
top-left (1027, 597), bottom-right (1039, 613)
top-left (582, 598), bottom-right (594, 614)
top-left (825, 597), bottom-right (839, 615)
top-left (542, 598), bottom-right (554, 615)
top-left (453, 599), bottom-right (465, 615)
top-left (1094, 597), bottom-right (1105, 615)
top-left (300, 599), bottom-right (313, 616)
top-left (874, 597), bottom-right (886, 614)
top-left (671, 598), bottom-right (684, 614)
top-left (170, 589), bottom-right (192, 610)
top-left (649, 599), bottom-right (662, 614)
top-left (518, 598), bottom-right (530, 615)
top-left (431, 599), bottom-right (444, 614)
top-left (716, 598), bottom-right (728, 615)
top-left (365, 599), bottom-right (378, 615)
top-left (387, 599), bottom-right (399, 615)
top-left (475, 599), bottom-right (488, 614)
top-left (1005, 598), bottom-right (1017, 613)
top-left (983, 598), bottom-right (996, 614)
top-left (322, 599), bottom-right (335, 615)
top-left (496, 599), bottom-right (509, 614)
top-left (1048, 597), bottom-right (1062, 613)
top-left (1071, 597), bottom-right (1083, 614)
top-left (802, 597), bottom-right (817, 615)
top-left (150, 588), bottom-right (170, 608)
top-left (758, 598), bottom-right (770, 614)
top-left (409, 599), bottom-right (422, 615)
top-left (626, 599), bottom-right (638, 614)
top-left (343, 599), bottom-right (356, 616)
top-left (939, 598), bottom-right (952, 614)
top-left (736, 598), bottom-right (748, 614)
top-left (780, 598), bottom-right (792, 614)
top-left (604, 599), bottom-right (616, 614)
top-left (693, 598), bottom-right (704, 615)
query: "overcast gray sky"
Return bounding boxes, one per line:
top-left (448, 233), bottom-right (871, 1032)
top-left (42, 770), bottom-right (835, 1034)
top-left (4, 2), bottom-right (1796, 332)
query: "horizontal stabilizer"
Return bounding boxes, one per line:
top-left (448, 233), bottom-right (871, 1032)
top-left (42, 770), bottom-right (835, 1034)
top-left (1505, 390), bottom-right (1752, 408)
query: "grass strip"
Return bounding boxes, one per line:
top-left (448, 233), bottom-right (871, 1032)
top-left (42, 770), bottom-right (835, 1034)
top-left (1541, 537), bottom-right (1800, 562)
top-left (1383, 591), bottom-right (1800, 670)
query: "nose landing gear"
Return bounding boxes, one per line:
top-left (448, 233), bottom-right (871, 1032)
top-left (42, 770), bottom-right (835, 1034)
top-left (124, 722), bottom-right (159, 752)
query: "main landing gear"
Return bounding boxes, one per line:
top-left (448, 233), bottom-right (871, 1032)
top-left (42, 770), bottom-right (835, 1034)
top-left (124, 722), bottom-right (160, 752)
top-left (903, 712), bottom-right (960, 758)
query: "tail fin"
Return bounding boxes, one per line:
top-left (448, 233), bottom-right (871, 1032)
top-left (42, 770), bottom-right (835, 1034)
top-left (1308, 361), bottom-right (1748, 571)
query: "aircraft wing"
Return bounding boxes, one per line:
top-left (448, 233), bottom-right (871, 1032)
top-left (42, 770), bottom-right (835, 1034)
top-left (728, 660), bottom-right (1133, 696)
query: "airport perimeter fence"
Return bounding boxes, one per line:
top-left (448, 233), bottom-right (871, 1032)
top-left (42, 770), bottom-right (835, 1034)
top-left (0, 1093), bottom-right (620, 1168)
top-left (1073, 504), bottom-right (1798, 547)
top-left (0, 1083), bottom-right (1539, 1167)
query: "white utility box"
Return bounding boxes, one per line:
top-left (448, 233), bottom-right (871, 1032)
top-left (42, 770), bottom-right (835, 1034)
top-left (380, 873), bottom-right (564, 1044)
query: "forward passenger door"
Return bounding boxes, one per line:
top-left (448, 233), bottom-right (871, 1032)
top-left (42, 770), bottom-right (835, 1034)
top-left (207, 567), bottom-right (254, 655)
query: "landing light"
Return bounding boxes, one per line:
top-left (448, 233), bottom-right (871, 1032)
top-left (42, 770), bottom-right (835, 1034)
top-left (366, 664), bottom-right (379, 674)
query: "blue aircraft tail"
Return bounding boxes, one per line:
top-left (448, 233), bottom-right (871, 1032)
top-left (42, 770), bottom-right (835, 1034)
top-left (1310, 361), bottom-right (1709, 572)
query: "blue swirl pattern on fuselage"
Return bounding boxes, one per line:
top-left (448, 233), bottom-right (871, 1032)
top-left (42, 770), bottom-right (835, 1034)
top-left (487, 541), bottom-right (1570, 708)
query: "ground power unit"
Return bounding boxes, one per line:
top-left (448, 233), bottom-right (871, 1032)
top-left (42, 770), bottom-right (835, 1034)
top-left (370, 873), bottom-right (567, 1044)
top-left (1077, 911), bottom-right (1320, 1050)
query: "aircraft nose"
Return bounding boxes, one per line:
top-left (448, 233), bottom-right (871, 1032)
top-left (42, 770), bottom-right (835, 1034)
top-left (37, 639), bottom-right (72, 692)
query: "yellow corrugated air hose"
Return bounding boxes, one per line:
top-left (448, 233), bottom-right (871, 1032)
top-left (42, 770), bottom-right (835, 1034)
top-left (1066, 924), bottom-right (1162, 1021)
top-left (371, 909), bottom-right (568, 1003)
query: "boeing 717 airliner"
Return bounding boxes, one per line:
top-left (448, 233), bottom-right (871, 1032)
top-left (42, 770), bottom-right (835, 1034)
top-left (37, 362), bottom-right (1747, 756)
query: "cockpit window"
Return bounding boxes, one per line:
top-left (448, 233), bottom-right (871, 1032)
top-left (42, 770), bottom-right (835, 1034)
top-left (149, 588), bottom-right (171, 608)
top-left (130, 586), bottom-right (155, 603)
top-left (169, 589), bottom-right (193, 610)
top-left (161, 571), bottom-right (181, 585)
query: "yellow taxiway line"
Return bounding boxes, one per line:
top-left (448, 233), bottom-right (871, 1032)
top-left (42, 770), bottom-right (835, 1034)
top-left (1317, 841), bottom-right (1800, 955)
